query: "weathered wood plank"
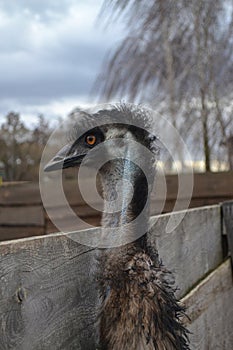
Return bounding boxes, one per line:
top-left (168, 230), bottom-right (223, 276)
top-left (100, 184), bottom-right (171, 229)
top-left (45, 216), bottom-right (100, 234)
top-left (0, 227), bottom-right (45, 241)
top-left (148, 205), bottom-right (223, 298)
top-left (182, 258), bottom-right (233, 350)
top-left (46, 204), bottom-right (223, 300)
top-left (0, 206), bottom-right (44, 226)
top-left (193, 171), bottom-right (233, 198)
top-left (44, 199), bottom-right (226, 235)
top-left (0, 234), bottom-right (98, 350)
top-left (0, 205), bottom-right (228, 348)
top-left (44, 204), bottom-right (101, 234)
top-left (151, 197), bottom-right (233, 214)
top-left (1, 172), bottom-right (233, 206)
top-left (165, 171), bottom-right (233, 198)
top-left (0, 182), bottom-right (41, 205)
top-left (43, 172), bottom-right (233, 207)
top-left (0, 204), bottom-right (224, 298)
top-left (1, 173), bottom-right (233, 242)
top-left (45, 205), bottom-right (223, 300)
top-left (44, 205), bottom-right (100, 222)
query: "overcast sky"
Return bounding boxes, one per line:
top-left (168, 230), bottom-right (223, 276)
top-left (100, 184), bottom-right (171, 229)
top-left (0, 0), bottom-right (123, 126)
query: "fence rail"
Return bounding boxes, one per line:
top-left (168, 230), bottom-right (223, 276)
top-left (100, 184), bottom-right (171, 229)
top-left (0, 203), bottom-right (232, 349)
top-left (0, 171), bottom-right (233, 241)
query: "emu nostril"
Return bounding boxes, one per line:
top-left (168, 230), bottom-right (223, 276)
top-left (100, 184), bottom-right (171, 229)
top-left (53, 156), bottom-right (63, 161)
top-left (16, 287), bottom-right (26, 303)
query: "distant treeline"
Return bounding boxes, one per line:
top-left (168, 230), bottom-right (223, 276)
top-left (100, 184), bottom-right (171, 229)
top-left (0, 112), bottom-right (52, 181)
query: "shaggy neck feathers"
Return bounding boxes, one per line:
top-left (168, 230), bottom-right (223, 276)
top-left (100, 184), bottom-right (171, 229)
top-left (94, 113), bottom-right (189, 350)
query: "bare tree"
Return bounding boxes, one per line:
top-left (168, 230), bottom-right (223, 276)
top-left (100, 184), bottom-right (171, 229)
top-left (94, 0), bottom-right (233, 172)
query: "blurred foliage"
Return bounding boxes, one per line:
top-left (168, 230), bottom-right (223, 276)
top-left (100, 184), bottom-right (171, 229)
top-left (0, 112), bottom-right (51, 181)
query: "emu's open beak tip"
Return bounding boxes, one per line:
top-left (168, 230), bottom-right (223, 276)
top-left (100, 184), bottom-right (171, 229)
top-left (44, 160), bottom-right (63, 172)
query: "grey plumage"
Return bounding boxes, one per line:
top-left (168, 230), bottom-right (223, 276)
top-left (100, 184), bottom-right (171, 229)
top-left (44, 103), bottom-right (190, 350)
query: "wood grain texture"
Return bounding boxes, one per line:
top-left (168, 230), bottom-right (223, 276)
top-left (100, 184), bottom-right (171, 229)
top-left (47, 205), bottom-right (224, 299)
top-left (182, 259), bottom-right (233, 350)
top-left (0, 234), bottom-right (98, 350)
top-left (148, 205), bottom-right (223, 298)
top-left (0, 205), bottom-right (229, 349)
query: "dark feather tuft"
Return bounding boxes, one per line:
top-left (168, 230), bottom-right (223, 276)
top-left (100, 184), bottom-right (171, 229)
top-left (97, 238), bottom-right (190, 350)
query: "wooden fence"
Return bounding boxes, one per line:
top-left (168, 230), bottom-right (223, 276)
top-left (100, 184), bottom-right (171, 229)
top-left (0, 171), bottom-right (233, 242)
top-left (0, 203), bottom-right (232, 349)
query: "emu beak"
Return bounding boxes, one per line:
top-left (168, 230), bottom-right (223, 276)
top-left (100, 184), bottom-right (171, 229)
top-left (44, 143), bottom-right (86, 172)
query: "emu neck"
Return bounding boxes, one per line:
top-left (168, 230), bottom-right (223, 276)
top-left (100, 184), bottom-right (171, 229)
top-left (98, 160), bottom-right (190, 350)
top-left (100, 159), bottom-right (153, 245)
top-left (101, 161), bottom-right (148, 223)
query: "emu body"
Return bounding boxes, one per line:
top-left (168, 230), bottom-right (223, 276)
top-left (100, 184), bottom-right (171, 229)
top-left (45, 104), bottom-right (190, 350)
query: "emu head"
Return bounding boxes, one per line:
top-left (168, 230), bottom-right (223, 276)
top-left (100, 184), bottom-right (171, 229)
top-left (44, 104), bottom-right (158, 177)
top-left (44, 104), bottom-right (159, 244)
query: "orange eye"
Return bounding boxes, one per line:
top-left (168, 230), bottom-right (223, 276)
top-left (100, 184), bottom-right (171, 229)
top-left (86, 135), bottom-right (96, 146)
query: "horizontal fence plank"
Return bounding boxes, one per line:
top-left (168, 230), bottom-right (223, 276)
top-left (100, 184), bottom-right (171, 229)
top-left (162, 171), bottom-right (233, 199)
top-left (148, 205), bottom-right (223, 298)
top-left (191, 171), bottom-right (233, 198)
top-left (1, 172), bottom-right (233, 206)
top-left (42, 172), bottom-right (233, 207)
top-left (0, 206), bottom-right (44, 226)
top-left (1, 172), bottom-right (233, 240)
top-left (45, 215), bottom-right (100, 234)
top-left (0, 234), bottom-right (98, 350)
top-left (44, 204), bottom-right (223, 299)
top-left (182, 259), bottom-right (233, 350)
top-left (0, 204), bottom-right (228, 349)
top-left (44, 205), bottom-right (100, 221)
top-left (0, 227), bottom-right (45, 241)
top-left (0, 182), bottom-right (41, 205)
top-left (0, 205), bottom-right (223, 298)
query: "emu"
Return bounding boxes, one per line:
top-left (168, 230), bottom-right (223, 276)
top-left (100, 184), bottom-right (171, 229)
top-left (45, 104), bottom-right (190, 350)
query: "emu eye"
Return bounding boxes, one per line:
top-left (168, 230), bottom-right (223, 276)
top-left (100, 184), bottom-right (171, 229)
top-left (85, 134), bottom-right (97, 146)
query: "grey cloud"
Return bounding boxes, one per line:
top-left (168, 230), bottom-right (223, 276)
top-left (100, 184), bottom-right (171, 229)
top-left (0, 0), bottom-right (123, 119)
top-left (0, 41), bottom-right (106, 102)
